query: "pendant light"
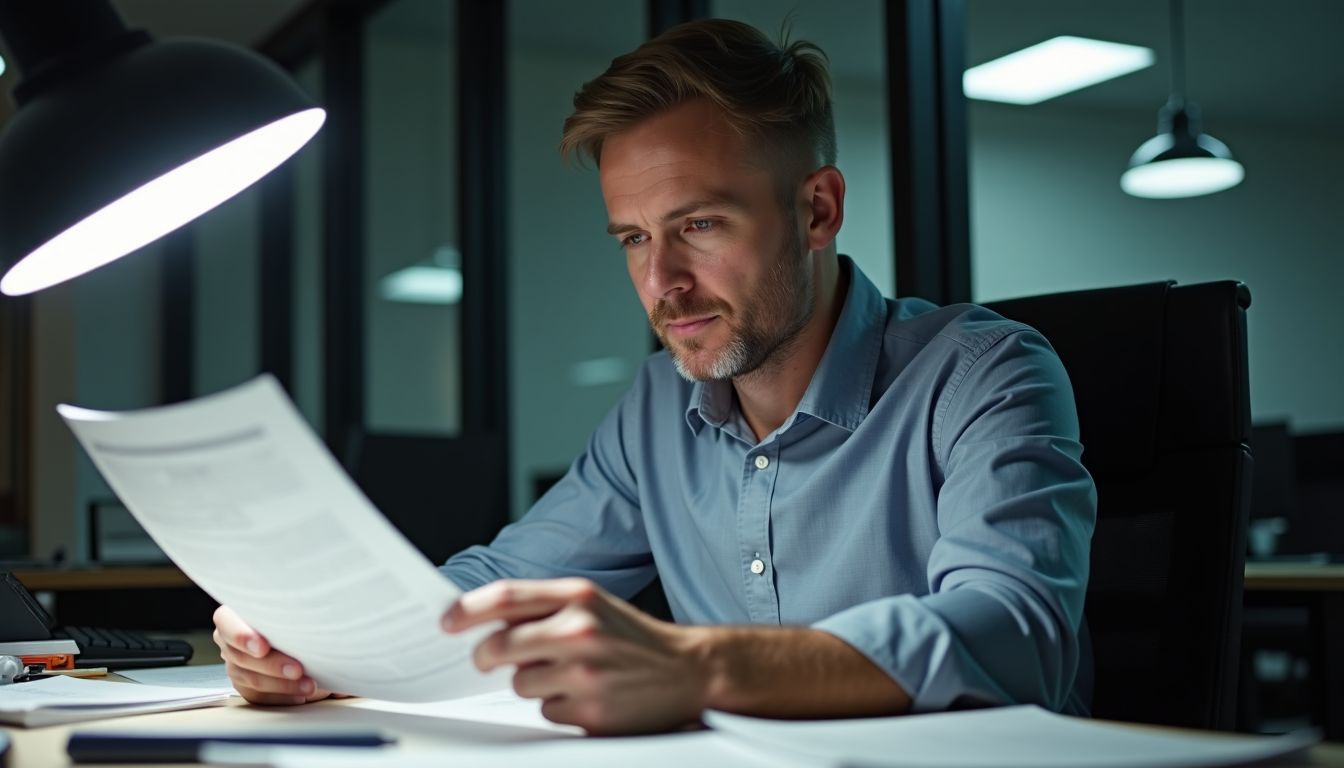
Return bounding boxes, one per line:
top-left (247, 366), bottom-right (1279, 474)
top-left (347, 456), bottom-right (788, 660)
top-left (0, 1), bottom-right (325, 296)
top-left (1120, 0), bottom-right (1244, 199)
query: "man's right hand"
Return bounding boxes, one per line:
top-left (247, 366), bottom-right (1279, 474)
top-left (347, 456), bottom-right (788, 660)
top-left (213, 605), bottom-right (333, 706)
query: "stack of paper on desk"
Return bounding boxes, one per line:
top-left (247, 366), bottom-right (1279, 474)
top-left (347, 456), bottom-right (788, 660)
top-left (194, 694), bottom-right (1317, 768)
top-left (118, 663), bottom-right (236, 694)
top-left (705, 705), bottom-right (1318, 768)
top-left (0, 676), bottom-right (230, 728)
top-left (58, 375), bottom-right (508, 703)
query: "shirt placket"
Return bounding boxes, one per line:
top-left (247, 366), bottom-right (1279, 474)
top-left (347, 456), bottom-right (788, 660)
top-left (736, 439), bottom-right (781, 624)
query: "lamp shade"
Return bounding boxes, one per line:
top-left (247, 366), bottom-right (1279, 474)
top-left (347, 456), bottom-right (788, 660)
top-left (0, 7), bottom-right (324, 295)
top-left (1120, 102), bottom-right (1243, 199)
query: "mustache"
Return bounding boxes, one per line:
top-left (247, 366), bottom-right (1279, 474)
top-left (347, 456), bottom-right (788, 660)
top-left (649, 297), bottom-right (730, 328)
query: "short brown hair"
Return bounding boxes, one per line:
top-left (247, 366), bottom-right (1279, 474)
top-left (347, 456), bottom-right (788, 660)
top-left (560, 18), bottom-right (835, 184)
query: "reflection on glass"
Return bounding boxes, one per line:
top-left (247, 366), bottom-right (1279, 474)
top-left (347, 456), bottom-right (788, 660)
top-left (507, 0), bottom-right (648, 519)
top-left (365, 0), bottom-right (461, 435)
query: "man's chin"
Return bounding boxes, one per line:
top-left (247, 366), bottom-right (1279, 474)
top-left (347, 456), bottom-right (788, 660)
top-left (669, 348), bottom-right (723, 383)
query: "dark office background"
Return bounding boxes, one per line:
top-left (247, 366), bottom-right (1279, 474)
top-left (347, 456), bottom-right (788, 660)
top-left (0, 0), bottom-right (1339, 735)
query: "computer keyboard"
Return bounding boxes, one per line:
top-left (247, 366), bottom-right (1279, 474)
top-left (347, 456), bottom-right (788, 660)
top-left (53, 625), bottom-right (194, 670)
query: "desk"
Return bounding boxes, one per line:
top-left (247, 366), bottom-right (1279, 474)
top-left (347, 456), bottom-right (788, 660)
top-left (9, 567), bottom-right (213, 631)
top-left (10, 567), bottom-right (194, 592)
top-left (5, 567), bottom-right (1342, 766)
top-left (1244, 563), bottom-right (1344, 741)
top-left (1245, 563), bottom-right (1344, 592)
top-left (5, 698), bottom-right (1344, 768)
top-left (4, 632), bottom-right (1344, 768)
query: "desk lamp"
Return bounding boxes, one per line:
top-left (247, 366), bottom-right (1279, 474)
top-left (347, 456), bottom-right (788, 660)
top-left (0, 1), bottom-right (325, 296)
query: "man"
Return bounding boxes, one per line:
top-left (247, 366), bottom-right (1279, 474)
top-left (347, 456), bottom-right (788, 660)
top-left (215, 19), bottom-right (1096, 734)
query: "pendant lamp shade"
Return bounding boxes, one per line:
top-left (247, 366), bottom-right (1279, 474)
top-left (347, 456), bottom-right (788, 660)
top-left (1121, 0), bottom-right (1242, 200)
top-left (0, 3), bottom-right (325, 296)
top-left (1121, 101), bottom-right (1244, 199)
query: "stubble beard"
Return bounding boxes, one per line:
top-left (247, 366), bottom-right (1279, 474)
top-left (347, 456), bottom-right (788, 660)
top-left (653, 219), bottom-right (814, 383)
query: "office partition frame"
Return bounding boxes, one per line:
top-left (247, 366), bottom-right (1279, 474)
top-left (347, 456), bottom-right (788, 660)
top-left (886, 0), bottom-right (971, 305)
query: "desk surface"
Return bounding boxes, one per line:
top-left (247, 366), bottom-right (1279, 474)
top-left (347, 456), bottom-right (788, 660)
top-left (1244, 563), bottom-right (1344, 592)
top-left (10, 567), bottom-right (194, 592)
top-left (7, 566), bottom-right (1344, 766)
top-left (3, 634), bottom-right (1344, 767)
top-left (5, 697), bottom-right (1344, 768)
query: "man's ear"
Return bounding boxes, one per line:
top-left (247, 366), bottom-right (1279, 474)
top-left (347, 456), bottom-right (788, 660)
top-left (801, 165), bottom-right (845, 252)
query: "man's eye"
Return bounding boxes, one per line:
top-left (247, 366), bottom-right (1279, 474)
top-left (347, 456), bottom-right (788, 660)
top-left (622, 233), bottom-right (647, 248)
top-left (688, 219), bottom-right (715, 233)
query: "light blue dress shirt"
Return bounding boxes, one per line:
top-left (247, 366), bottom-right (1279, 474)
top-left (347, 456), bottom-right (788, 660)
top-left (442, 256), bottom-right (1096, 715)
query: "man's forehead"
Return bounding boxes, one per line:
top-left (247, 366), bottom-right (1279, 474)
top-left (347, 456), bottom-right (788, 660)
top-left (599, 136), bottom-right (767, 209)
top-left (600, 157), bottom-right (768, 224)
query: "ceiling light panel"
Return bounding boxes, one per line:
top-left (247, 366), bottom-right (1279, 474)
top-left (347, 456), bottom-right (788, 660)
top-left (964, 36), bottom-right (1154, 105)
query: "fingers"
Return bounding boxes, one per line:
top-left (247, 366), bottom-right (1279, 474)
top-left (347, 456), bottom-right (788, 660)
top-left (444, 578), bottom-right (602, 633)
top-left (219, 641), bottom-right (311, 689)
top-left (474, 604), bottom-right (602, 671)
top-left (539, 694), bottom-right (621, 736)
top-left (512, 660), bottom-right (600, 701)
top-left (213, 605), bottom-right (269, 657)
top-left (213, 604), bottom-right (326, 707)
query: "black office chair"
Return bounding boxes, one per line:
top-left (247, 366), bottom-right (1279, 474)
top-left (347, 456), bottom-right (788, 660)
top-left (347, 431), bottom-right (510, 565)
top-left (986, 280), bottom-right (1252, 731)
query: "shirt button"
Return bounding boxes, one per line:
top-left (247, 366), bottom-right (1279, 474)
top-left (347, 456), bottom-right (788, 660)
top-left (754, 455), bottom-right (770, 470)
top-left (750, 559), bottom-right (765, 574)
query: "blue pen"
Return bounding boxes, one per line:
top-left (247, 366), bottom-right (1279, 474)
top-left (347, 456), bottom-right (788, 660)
top-left (66, 729), bottom-right (394, 764)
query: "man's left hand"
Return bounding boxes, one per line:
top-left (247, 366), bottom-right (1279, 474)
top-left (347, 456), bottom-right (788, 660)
top-left (443, 578), bottom-right (707, 735)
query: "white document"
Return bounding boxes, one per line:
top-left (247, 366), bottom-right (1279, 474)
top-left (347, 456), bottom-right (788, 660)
top-left (59, 375), bottom-right (509, 703)
top-left (0, 676), bottom-right (229, 728)
top-left (351, 688), bottom-right (582, 735)
top-left (119, 663), bottom-right (236, 693)
top-left (704, 705), bottom-right (1318, 768)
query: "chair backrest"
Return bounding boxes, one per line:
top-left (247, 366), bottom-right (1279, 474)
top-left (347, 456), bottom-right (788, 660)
top-left (985, 280), bottom-right (1252, 730)
top-left (346, 431), bottom-right (509, 565)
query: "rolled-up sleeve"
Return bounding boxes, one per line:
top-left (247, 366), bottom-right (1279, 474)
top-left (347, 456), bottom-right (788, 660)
top-left (814, 328), bottom-right (1096, 713)
top-left (440, 376), bottom-right (657, 600)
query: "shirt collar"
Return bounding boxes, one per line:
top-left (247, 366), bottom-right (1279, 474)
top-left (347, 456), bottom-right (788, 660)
top-left (684, 255), bottom-right (887, 436)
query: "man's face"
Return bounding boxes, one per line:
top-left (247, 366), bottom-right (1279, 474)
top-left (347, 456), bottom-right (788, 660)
top-left (599, 99), bottom-right (814, 382)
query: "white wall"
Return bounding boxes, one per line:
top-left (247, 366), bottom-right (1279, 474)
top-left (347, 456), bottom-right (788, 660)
top-left (507, 44), bottom-right (650, 520)
top-left (364, 22), bottom-right (462, 435)
top-left (832, 80), bottom-right (894, 296)
top-left (969, 103), bottom-right (1344, 432)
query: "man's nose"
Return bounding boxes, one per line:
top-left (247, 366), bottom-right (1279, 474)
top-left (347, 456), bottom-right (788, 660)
top-left (642, 239), bottom-right (693, 301)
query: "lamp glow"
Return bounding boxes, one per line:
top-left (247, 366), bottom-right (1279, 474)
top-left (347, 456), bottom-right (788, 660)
top-left (1, 108), bottom-right (325, 296)
top-left (964, 36), bottom-right (1153, 105)
top-left (380, 265), bottom-right (463, 305)
top-left (1121, 156), bottom-right (1244, 199)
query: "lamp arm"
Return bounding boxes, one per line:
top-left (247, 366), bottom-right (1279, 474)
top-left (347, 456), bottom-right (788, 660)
top-left (0, 1), bottom-right (127, 76)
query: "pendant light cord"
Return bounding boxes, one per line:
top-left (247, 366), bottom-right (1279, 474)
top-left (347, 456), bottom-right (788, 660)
top-left (1170, 0), bottom-right (1186, 106)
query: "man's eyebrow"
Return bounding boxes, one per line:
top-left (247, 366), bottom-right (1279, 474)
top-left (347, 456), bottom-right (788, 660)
top-left (606, 195), bottom-right (749, 236)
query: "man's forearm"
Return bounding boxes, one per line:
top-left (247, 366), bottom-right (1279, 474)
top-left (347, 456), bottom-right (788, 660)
top-left (680, 625), bottom-right (912, 718)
